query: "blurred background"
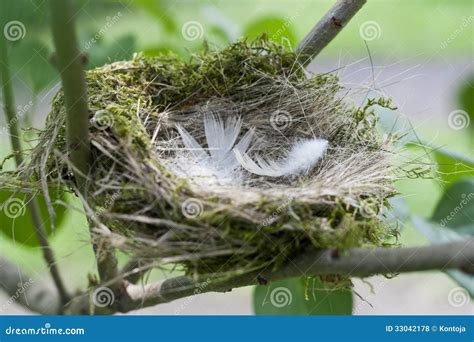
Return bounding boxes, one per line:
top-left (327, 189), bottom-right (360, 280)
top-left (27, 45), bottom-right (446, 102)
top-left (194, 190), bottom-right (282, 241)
top-left (0, 0), bottom-right (473, 315)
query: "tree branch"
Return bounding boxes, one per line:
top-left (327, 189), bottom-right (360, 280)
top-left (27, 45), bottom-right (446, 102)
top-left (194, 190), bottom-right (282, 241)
top-left (0, 28), bottom-right (69, 304)
top-left (121, 258), bottom-right (152, 284)
top-left (65, 239), bottom-right (474, 314)
top-left (49, 0), bottom-right (119, 284)
top-left (0, 257), bottom-right (60, 315)
top-left (295, 0), bottom-right (367, 65)
top-left (3, 240), bottom-right (472, 314)
top-left (49, 0), bottom-right (90, 184)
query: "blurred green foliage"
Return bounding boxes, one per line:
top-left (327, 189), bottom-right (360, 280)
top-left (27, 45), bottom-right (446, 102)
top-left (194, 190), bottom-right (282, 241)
top-left (1, 0), bottom-right (472, 94)
top-left (377, 107), bottom-right (474, 297)
top-left (0, 189), bottom-right (67, 247)
top-left (458, 74), bottom-right (474, 140)
top-left (434, 149), bottom-right (474, 184)
top-left (132, 0), bottom-right (178, 33)
top-left (0, 0), bottom-right (472, 314)
top-left (243, 16), bottom-right (296, 46)
top-left (432, 178), bottom-right (474, 233)
top-left (254, 277), bottom-right (352, 315)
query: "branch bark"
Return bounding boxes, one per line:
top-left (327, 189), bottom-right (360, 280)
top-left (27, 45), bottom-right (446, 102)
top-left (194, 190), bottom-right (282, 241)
top-left (49, 0), bottom-right (90, 185)
top-left (3, 240), bottom-right (472, 314)
top-left (295, 0), bottom-right (367, 65)
top-left (49, 0), bottom-right (119, 284)
top-left (65, 239), bottom-right (474, 314)
top-left (121, 258), bottom-right (152, 284)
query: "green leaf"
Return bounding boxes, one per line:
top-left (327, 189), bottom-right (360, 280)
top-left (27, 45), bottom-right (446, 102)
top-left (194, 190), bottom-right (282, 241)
top-left (0, 0), bottom-right (49, 31)
top-left (455, 224), bottom-right (474, 235)
top-left (243, 16), bottom-right (297, 46)
top-left (411, 216), bottom-right (473, 296)
top-left (207, 26), bottom-right (232, 44)
top-left (0, 189), bottom-right (67, 247)
top-left (10, 40), bottom-right (57, 94)
top-left (458, 73), bottom-right (474, 136)
top-left (433, 147), bottom-right (474, 184)
top-left (253, 277), bottom-right (352, 315)
top-left (431, 178), bottom-right (474, 233)
top-left (85, 34), bottom-right (136, 69)
top-left (133, 0), bottom-right (178, 33)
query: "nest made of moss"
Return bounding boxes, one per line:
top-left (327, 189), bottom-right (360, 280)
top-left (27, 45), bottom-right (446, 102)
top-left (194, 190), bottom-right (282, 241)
top-left (13, 38), bottom-right (399, 279)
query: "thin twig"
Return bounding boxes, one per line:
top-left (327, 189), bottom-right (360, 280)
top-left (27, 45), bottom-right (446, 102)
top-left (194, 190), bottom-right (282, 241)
top-left (0, 33), bottom-right (70, 304)
top-left (296, 0), bottom-right (367, 65)
top-left (49, 0), bottom-right (119, 283)
top-left (121, 258), bottom-right (152, 284)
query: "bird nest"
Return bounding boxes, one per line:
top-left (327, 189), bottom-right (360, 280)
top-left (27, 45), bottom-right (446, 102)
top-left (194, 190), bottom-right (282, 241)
top-left (9, 38), bottom-right (398, 278)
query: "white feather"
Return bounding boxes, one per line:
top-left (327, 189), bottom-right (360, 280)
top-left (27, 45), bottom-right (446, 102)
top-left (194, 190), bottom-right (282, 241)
top-left (234, 138), bottom-right (328, 177)
top-left (176, 125), bottom-right (209, 163)
top-left (170, 114), bottom-right (254, 184)
top-left (170, 114), bottom-right (328, 183)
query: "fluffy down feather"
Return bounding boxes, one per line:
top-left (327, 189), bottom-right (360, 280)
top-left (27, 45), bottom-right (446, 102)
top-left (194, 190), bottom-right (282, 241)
top-left (233, 138), bottom-right (328, 177)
